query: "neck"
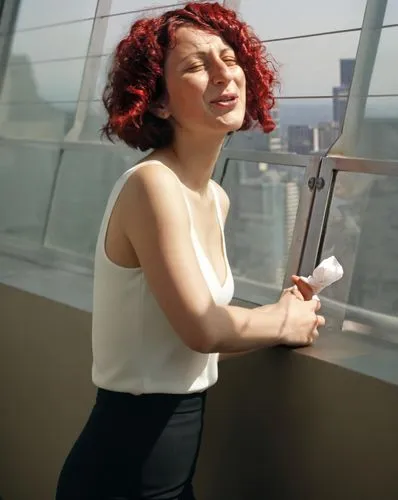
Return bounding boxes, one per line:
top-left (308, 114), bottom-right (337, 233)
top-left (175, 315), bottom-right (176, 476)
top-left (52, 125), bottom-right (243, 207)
top-left (163, 129), bottom-right (226, 194)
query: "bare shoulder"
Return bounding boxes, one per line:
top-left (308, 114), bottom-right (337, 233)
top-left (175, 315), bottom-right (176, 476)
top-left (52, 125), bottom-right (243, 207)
top-left (123, 161), bottom-right (180, 198)
top-left (211, 180), bottom-right (230, 223)
top-left (120, 161), bottom-right (185, 214)
top-left (116, 160), bottom-right (191, 247)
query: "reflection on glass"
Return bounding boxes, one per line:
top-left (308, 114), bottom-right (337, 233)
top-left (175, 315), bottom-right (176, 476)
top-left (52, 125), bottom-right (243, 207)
top-left (227, 98), bottom-right (340, 154)
top-left (0, 143), bottom-right (61, 242)
top-left (355, 97), bottom-right (398, 161)
top-left (14, 0), bottom-right (98, 30)
top-left (266, 32), bottom-right (359, 97)
top-left (320, 172), bottom-right (398, 343)
top-left (369, 27), bottom-right (398, 95)
top-left (0, 102), bottom-right (75, 140)
top-left (9, 20), bottom-right (93, 61)
top-left (239, 0), bottom-right (366, 40)
top-left (222, 160), bottom-right (304, 304)
top-left (1, 59), bottom-right (85, 103)
top-left (80, 100), bottom-right (107, 141)
top-left (45, 149), bottom-right (144, 259)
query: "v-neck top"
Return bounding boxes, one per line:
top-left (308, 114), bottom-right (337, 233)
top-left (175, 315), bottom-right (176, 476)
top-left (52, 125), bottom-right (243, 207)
top-left (91, 160), bottom-right (234, 395)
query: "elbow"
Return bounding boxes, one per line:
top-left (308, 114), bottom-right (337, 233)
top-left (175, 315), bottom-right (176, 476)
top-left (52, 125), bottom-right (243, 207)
top-left (177, 306), bottom-right (225, 354)
top-left (186, 331), bottom-right (218, 354)
top-left (182, 322), bottom-right (219, 354)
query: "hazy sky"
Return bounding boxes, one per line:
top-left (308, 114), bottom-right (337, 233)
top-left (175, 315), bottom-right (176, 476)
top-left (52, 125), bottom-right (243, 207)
top-left (2, 0), bottom-right (397, 104)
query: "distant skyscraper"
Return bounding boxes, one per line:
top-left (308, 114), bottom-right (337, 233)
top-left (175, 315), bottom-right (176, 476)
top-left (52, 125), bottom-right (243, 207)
top-left (340, 59), bottom-right (355, 87)
top-left (269, 103), bottom-right (282, 152)
top-left (333, 58), bottom-right (355, 126)
top-left (287, 125), bottom-right (314, 154)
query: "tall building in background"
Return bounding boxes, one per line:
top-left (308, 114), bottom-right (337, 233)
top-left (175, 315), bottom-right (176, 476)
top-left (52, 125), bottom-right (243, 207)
top-left (287, 125), bottom-right (314, 154)
top-left (333, 58), bottom-right (355, 126)
top-left (269, 103), bottom-right (282, 152)
top-left (340, 58), bottom-right (355, 87)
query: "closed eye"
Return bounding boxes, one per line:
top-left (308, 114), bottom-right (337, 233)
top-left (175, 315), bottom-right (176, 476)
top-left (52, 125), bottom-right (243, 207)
top-left (186, 64), bottom-right (205, 72)
top-left (223, 57), bottom-right (237, 66)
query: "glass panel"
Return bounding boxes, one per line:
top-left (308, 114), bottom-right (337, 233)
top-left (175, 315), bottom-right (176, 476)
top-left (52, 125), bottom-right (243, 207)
top-left (266, 32), bottom-right (359, 97)
top-left (222, 160), bottom-right (305, 304)
top-left (239, 0), bottom-right (366, 40)
top-left (319, 171), bottom-right (398, 346)
top-left (93, 55), bottom-right (111, 101)
top-left (227, 98), bottom-right (339, 154)
top-left (14, 0), bottom-right (98, 30)
top-left (80, 100), bottom-right (107, 141)
top-left (1, 60), bottom-right (85, 103)
top-left (108, 0), bottom-right (185, 16)
top-left (8, 20), bottom-right (93, 61)
top-left (384, 1), bottom-right (398, 24)
top-left (44, 149), bottom-right (144, 258)
top-left (0, 102), bottom-right (76, 140)
top-left (354, 96), bottom-right (398, 162)
top-left (226, 126), bottom-right (282, 152)
top-left (0, 143), bottom-right (60, 242)
top-left (342, 26), bottom-right (398, 161)
top-left (99, 6), bottom-right (176, 56)
top-left (101, 0), bottom-right (204, 54)
top-left (369, 27), bottom-right (398, 95)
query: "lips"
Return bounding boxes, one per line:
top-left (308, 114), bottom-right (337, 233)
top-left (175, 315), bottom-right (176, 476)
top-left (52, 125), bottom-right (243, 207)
top-left (211, 93), bottom-right (238, 104)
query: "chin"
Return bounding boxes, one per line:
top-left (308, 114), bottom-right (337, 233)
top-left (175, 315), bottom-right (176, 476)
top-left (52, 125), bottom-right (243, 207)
top-left (219, 118), bottom-right (245, 133)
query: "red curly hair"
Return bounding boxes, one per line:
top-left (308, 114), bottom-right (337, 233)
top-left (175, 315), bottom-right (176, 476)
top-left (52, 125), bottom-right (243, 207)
top-left (102, 2), bottom-right (277, 151)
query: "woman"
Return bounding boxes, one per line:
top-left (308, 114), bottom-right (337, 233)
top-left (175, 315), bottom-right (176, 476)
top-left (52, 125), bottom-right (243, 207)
top-left (56, 2), bottom-right (324, 499)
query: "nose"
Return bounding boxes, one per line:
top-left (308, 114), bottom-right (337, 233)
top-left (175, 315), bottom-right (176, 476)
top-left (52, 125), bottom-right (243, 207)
top-left (211, 59), bottom-right (233, 85)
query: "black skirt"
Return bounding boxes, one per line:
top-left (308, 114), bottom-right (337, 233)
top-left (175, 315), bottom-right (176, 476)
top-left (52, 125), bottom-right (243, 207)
top-left (56, 388), bottom-right (207, 500)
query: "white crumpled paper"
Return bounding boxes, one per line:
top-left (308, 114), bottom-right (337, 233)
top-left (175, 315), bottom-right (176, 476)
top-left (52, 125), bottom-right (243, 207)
top-left (300, 256), bottom-right (344, 300)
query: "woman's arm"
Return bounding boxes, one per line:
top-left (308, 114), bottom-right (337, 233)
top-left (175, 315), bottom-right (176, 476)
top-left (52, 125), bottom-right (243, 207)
top-left (117, 164), bottom-right (323, 353)
top-left (213, 183), bottom-right (315, 361)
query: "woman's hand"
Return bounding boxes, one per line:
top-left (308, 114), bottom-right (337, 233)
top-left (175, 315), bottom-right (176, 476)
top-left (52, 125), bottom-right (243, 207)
top-left (279, 274), bottom-right (314, 302)
top-left (274, 289), bottom-right (325, 347)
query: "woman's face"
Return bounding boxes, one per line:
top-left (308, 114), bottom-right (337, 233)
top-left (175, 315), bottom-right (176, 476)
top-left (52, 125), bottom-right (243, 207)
top-left (162, 26), bottom-right (246, 137)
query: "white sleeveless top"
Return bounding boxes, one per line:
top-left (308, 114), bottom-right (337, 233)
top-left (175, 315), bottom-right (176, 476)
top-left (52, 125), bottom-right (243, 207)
top-left (91, 161), bottom-right (234, 395)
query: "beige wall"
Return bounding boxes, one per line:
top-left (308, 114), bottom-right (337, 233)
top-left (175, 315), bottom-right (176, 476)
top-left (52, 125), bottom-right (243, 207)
top-left (0, 285), bottom-right (95, 500)
top-left (1, 284), bottom-right (398, 500)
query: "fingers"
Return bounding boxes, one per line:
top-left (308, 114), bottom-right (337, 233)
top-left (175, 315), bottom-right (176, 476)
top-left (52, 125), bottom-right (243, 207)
top-left (308, 298), bottom-right (321, 312)
top-left (291, 275), bottom-right (313, 301)
top-left (290, 286), bottom-right (305, 301)
top-left (307, 317), bottom-right (324, 345)
top-left (308, 329), bottom-right (320, 344)
top-left (281, 286), bottom-right (305, 301)
top-left (316, 314), bottom-right (325, 327)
